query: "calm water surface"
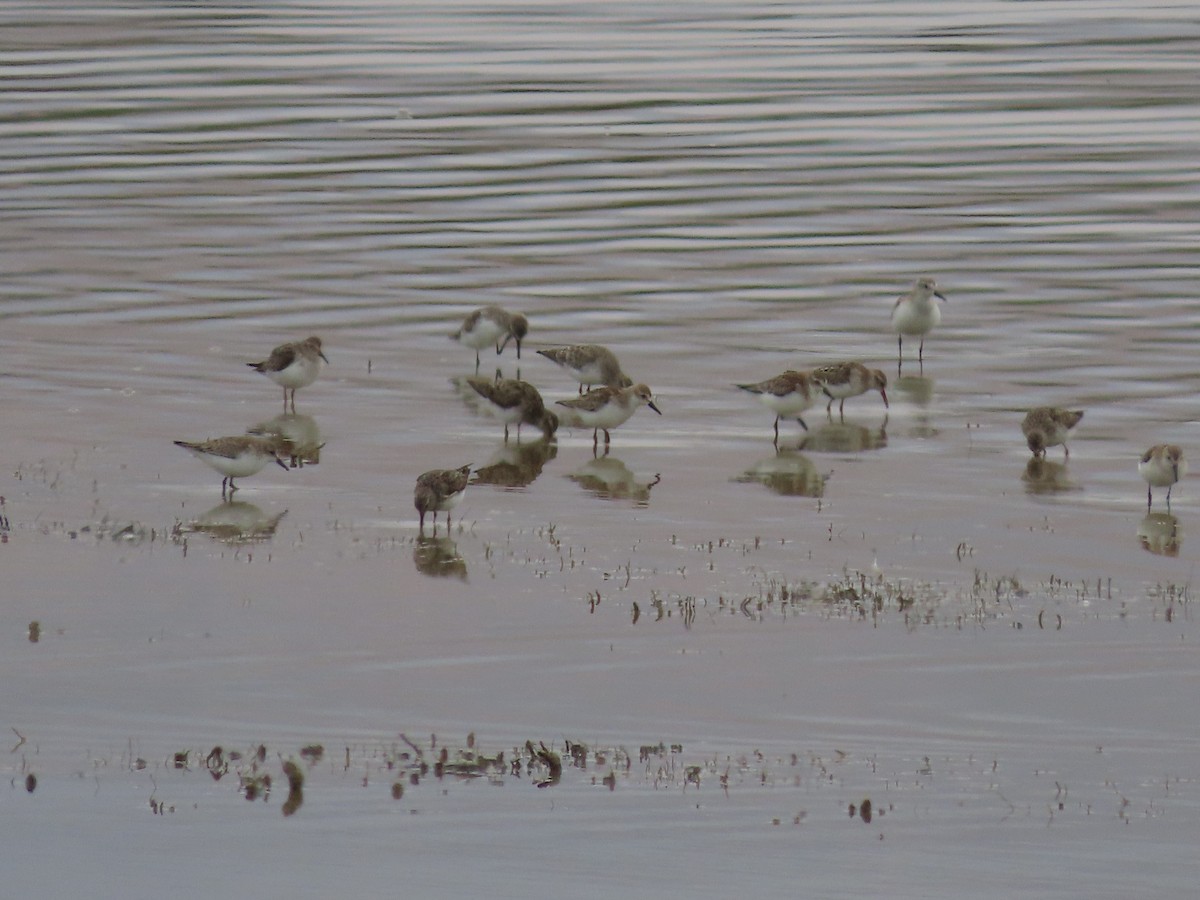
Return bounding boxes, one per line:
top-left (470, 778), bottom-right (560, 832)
top-left (2, 3), bottom-right (1199, 898)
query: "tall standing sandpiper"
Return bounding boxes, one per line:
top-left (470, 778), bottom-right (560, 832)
top-left (811, 362), bottom-right (889, 416)
top-left (891, 277), bottom-right (946, 368)
top-left (1139, 444), bottom-right (1186, 510)
top-left (737, 370), bottom-right (821, 443)
top-left (414, 464), bottom-right (472, 532)
top-left (465, 377), bottom-right (559, 442)
top-left (174, 435), bottom-right (289, 500)
top-left (452, 306), bottom-right (529, 369)
top-left (556, 383), bottom-right (661, 449)
top-left (1021, 407), bottom-right (1084, 458)
top-left (247, 336), bottom-right (328, 413)
top-left (537, 344), bottom-right (631, 394)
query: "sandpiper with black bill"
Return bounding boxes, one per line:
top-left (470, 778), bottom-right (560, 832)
top-left (247, 336), bottom-right (328, 413)
top-left (414, 464), bottom-right (472, 532)
top-left (175, 435), bottom-right (289, 499)
top-left (452, 306), bottom-right (528, 369)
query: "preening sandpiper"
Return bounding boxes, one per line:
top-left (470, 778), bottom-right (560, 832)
top-left (737, 370), bottom-right (821, 443)
top-left (414, 464), bottom-right (472, 532)
top-left (452, 306), bottom-right (528, 368)
top-left (1021, 407), bottom-right (1084, 458)
top-left (537, 344), bottom-right (631, 393)
top-left (247, 336), bottom-right (328, 413)
top-left (556, 383), bottom-right (661, 449)
top-left (1139, 444), bottom-right (1186, 510)
top-left (174, 435), bottom-right (289, 499)
top-left (891, 277), bottom-right (946, 368)
top-left (465, 377), bottom-right (559, 442)
top-left (811, 362), bottom-right (888, 416)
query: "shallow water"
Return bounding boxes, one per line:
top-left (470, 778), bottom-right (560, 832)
top-left (3, 3), bottom-right (1199, 897)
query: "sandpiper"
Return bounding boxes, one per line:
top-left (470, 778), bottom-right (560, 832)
top-left (174, 435), bottom-right (289, 499)
top-left (247, 336), bottom-right (328, 412)
top-left (891, 277), bottom-right (946, 367)
top-left (1139, 444), bottom-right (1186, 510)
top-left (465, 377), bottom-right (559, 442)
top-left (537, 344), bottom-right (631, 393)
top-left (414, 464), bottom-right (472, 532)
top-left (736, 370), bottom-right (821, 442)
top-left (811, 362), bottom-right (889, 415)
top-left (452, 305), bottom-right (529, 368)
top-left (1021, 407), bottom-right (1084, 458)
top-left (556, 383), bottom-right (661, 449)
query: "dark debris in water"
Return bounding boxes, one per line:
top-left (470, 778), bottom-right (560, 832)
top-left (14, 731), bottom-right (1190, 831)
top-left (616, 567), bottom-right (1192, 631)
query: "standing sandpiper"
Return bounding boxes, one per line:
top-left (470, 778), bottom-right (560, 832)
top-left (891, 277), bottom-right (946, 368)
top-left (1021, 407), bottom-right (1084, 458)
top-left (737, 370), bottom-right (821, 443)
top-left (414, 464), bottom-right (472, 532)
top-left (452, 306), bottom-right (529, 369)
top-left (465, 377), bottom-right (559, 442)
top-left (174, 435), bottom-right (289, 499)
top-left (247, 336), bottom-right (328, 413)
top-left (537, 345), bottom-right (631, 393)
top-left (556, 383), bottom-right (661, 450)
top-left (811, 362), bottom-right (889, 416)
top-left (1139, 444), bottom-right (1186, 510)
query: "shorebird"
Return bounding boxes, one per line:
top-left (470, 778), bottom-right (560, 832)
top-left (174, 435), bottom-right (289, 499)
top-left (1021, 407), bottom-right (1084, 458)
top-left (537, 344), bottom-right (631, 393)
top-left (811, 362), bottom-right (889, 416)
top-left (414, 464), bottom-right (472, 532)
top-left (452, 305), bottom-right (528, 368)
top-left (465, 377), bottom-right (559, 442)
top-left (737, 370), bottom-right (821, 443)
top-left (891, 277), bottom-right (946, 367)
top-left (1139, 444), bottom-right (1186, 510)
top-left (247, 336), bottom-right (328, 412)
top-left (556, 383), bottom-right (661, 449)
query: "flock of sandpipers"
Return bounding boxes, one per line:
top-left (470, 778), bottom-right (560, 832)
top-left (174, 277), bottom-right (1187, 529)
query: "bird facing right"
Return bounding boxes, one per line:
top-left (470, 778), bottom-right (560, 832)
top-left (537, 344), bottom-right (631, 393)
top-left (736, 370), bottom-right (821, 443)
top-left (891, 277), bottom-right (946, 367)
top-left (247, 336), bottom-right (328, 413)
top-left (175, 435), bottom-right (289, 499)
top-left (465, 377), bottom-right (559, 442)
top-left (1021, 407), bottom-right (1084, 458)
top-left (414, 464), bottom-right (472, 532)
top-left (811, 362), bottom-right (888, 416)
top-left (1139, 444), bottom-right (1186, 510)
top-left (452, 305), bottom-right (528, 368)
top-left (555, 383), bottom-right (661, 449)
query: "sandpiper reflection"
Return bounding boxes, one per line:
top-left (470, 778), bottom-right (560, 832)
top-left (736, 449), bottom-right (826, 498)
top-left (567, 455), bottom-right (660, 506)
top-left (413, 533), bottom-right (468, 580)
top-left (176, 501), bottom-right (287, 545)
top-left (471, 437), bottom-right (557, 490)
top-left (247, 413), bottom-right (324, 467)
top-left (799, 416), bottom-right (888, 454)
top-left (1137, 512), bottom-right (1180, 557)
top-left (894, 374), bottom-right (933, 408)
top-left (1021, 457), bottom-right (1079, 494)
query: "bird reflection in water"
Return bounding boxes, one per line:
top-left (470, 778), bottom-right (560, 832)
top-left (1021, 457), bottom-right (1079, 494)
top-left (799, 416), bottom-right (888, 455)
top-left (176, 501), bottom-right (287, 546)
top-left (247, 413), bottom-right (324, 467)
top-left (567, 455), bottom-right (660, 506)
top-left (1137, 512), bottom-right (1181, 557)
top-left (736, 449), bottom-right (826, 498)
top-left (471, 437), bottom-right (558, 490)
top-left (413, 533), bottom-right (468, 580)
